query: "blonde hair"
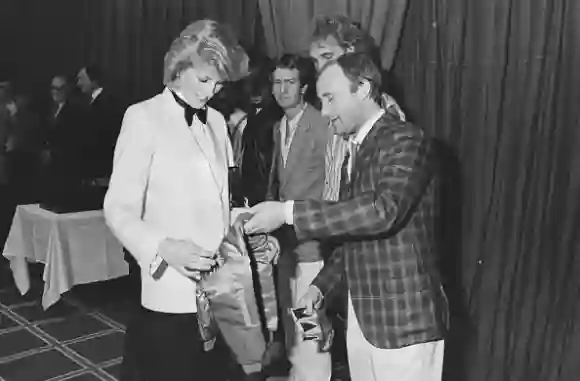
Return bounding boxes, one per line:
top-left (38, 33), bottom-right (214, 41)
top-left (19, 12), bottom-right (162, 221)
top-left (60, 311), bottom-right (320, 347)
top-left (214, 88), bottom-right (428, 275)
top-left (163, 20), bottom-right (249, 85)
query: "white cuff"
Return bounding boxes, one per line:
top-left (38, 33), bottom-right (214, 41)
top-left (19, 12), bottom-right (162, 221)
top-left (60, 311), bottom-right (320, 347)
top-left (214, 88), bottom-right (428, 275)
top-left (284, 201), bottom-right (294, 225)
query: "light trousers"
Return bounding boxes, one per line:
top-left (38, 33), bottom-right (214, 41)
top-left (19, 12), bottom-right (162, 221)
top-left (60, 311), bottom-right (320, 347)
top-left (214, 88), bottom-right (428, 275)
top-left (346, 293), bottom-right (445, 381)
top-left (278, 256), bottom-right (332, 381)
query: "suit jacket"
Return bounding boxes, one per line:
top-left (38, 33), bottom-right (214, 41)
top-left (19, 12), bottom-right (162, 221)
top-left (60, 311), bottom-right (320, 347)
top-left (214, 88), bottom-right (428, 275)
top-left (83, 90), bottom-right (124, 179)
top-left (268, 103), bottom-right (331, 262)
top-left (293, 114), bottom-right (448, 349)
top-left (43, 101), bottom-right (84, 180)
top-left (235, 103), bottom-right (283, 206)
top-left (104, 87), bottom-right (231, 314)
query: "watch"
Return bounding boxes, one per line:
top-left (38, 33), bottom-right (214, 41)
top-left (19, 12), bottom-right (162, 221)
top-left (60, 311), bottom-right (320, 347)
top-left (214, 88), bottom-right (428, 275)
top-left (150, 254), bottom-right (168, 280)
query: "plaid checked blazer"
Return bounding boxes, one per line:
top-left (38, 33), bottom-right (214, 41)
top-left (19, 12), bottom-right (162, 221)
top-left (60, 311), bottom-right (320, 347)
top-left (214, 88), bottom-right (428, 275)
top-left (293, 114), bottom-right (448, 349)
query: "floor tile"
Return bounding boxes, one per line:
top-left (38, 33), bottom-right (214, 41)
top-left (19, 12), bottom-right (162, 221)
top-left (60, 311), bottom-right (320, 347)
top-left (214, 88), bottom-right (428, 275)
top-left (64, 372), bottom-right (104, 381)
top-left (0, 313), bottom-right (18, 330)
top-left (38, 313), bottom-right (112, 342)
top-left (0, 348), bottom-right (83, 381)
top-left (11, 299), bottom-right (80, 323)
top-left (102, 362), bottom-right (121, 379)
top-left (0, 328), bottom-right (48, 358)
top-left (67, 331), bottom-right (124, 364)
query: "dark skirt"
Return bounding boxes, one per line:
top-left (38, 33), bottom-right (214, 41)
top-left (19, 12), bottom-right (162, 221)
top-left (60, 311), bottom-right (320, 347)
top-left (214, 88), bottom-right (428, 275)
top-left (120, 306), bottom-right (228, 381)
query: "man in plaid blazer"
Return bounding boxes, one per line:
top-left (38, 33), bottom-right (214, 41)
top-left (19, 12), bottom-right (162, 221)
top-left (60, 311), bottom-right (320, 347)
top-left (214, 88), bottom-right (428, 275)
top-left (244, 52), bottom-right (448, 381)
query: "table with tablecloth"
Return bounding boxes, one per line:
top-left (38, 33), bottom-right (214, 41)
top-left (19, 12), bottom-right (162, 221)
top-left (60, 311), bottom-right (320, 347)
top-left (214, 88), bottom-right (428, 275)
top-left (2, 204), bottom-right (128, 309)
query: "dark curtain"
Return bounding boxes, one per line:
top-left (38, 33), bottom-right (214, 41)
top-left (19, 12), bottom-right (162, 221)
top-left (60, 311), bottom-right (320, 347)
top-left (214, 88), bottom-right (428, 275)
top-left (0, 0), bottom-right (260, 102)
top-left (393, 1), bottom-right (580, 380)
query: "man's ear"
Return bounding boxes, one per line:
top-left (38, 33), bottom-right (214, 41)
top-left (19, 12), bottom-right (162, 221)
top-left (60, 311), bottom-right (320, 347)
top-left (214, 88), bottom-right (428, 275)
top-left (355, 79), bottom-right (371, 100)
top-left (300, 84), bottom-right (309, 95)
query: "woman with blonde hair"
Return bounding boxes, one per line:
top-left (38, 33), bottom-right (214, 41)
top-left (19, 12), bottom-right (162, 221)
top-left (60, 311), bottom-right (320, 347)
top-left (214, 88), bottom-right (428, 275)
top-left (104, 19), bottom-right (248, 380)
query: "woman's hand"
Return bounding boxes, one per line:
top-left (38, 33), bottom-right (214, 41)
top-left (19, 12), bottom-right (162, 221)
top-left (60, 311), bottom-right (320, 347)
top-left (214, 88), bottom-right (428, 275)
top-left (158, 238), bottom-right (216, 279)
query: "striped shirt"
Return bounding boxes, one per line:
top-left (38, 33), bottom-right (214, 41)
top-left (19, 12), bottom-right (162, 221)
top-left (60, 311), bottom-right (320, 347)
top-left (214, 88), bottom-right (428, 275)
top-left (323, 94), bottom-right (406, 201)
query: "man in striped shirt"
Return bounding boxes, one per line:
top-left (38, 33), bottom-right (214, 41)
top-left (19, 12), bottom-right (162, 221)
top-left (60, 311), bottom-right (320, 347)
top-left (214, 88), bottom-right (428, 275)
top-left (308, 15), bottom-right (407, 201)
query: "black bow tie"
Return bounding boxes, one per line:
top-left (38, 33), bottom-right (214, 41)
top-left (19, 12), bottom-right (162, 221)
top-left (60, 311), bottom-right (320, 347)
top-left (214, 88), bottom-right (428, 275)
top-left (170, 90), bottom-right (207, 125)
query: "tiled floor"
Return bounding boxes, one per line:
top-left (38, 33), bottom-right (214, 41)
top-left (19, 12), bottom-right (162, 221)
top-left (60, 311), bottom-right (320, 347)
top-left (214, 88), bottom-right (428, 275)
top-left (0, 258), bottom-right (130, 381)
top-left (0, 256), bottom-right (335, 381)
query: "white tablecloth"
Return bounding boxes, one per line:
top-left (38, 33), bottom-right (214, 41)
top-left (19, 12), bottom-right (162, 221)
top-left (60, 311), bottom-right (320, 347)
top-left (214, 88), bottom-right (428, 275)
top-left (2, 204), bottom-right (128, 309)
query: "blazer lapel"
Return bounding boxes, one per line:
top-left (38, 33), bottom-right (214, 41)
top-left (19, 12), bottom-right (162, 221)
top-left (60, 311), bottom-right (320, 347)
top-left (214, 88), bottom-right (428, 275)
top-left (198, 117), bottom-right (227, 190)
top-left (162, 89), bottom-right (226, 193)
top-left (283, 107), bottom-right (312, 176)
top-left (273, 121), bottom-right (287, 189)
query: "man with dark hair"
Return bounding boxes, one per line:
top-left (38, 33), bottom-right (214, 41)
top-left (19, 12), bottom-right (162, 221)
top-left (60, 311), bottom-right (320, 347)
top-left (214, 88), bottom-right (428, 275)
top-left (266, 53), bottom-right (333, 381)
top-left (245, 53), bottom-right (448, 381)
top-left (76, 65), bottom-right (123, 181)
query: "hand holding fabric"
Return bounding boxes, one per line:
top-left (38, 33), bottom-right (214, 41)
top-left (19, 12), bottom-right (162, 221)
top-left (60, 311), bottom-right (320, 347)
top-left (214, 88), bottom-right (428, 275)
top-left (231, 207), bottom-right (252, 225)
top-left (158, 238), bottom-right (216, 279)
top-left (244, 201), bottom-right (287, 234)
top-left (297, 285), bottom-right (324, 315)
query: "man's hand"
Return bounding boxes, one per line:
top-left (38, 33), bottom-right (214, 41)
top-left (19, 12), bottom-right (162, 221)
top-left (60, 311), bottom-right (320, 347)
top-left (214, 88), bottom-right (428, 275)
top-left (297, 285), bottom-right (324, 315)
top-left (158, 238), bottom-right (217, 280)
top-left (231, 207), bottom-right (252, 225)
top-left (243, 201), bottom-right (287, 235)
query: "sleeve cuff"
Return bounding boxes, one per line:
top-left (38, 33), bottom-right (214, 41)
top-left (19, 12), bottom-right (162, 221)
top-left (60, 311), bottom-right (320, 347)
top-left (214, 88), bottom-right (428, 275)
top-left (284, 201), bottom-right (294, 225)
top-left (311, 278), bottom-right (328, 298)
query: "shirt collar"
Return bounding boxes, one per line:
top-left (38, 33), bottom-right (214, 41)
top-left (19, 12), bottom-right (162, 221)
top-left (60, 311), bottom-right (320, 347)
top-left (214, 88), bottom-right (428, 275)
top-left (91, 87), bottom-right (103, 102)
top-left (351, 109), bottom-right (385, 146)
top-left (282, 103), bottom-right (307, 126)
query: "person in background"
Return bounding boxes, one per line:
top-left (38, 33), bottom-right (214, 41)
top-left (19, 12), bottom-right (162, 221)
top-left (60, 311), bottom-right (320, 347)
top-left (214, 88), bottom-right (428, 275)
top-left (238, 55), bottom-right (284, 207)
top-left (103, 19), bottom-right (249, 381)
top-left (308, 14), bottom-right (406, 203)
top-left (5, 92), bottom-right (41, 198)
top-left (41, 75), bottom-right (84, 185)
top-left (266, 53), bottom-right (332, 381)
top-left (0, 79), bottom-right (15, 247)
top-left (244, 53), bottom-right (448, 381)
top-left (76, 65), bottom-right (123, 181)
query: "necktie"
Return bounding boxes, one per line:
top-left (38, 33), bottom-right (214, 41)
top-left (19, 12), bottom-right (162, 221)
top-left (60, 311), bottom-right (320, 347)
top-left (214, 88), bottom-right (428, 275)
top-left (170, 90), bottom-right (207, 125)
top-left (284, 118), bottom-right (292, 146)
top-left (338, 140), bottom-right (358, 199)
top-left (346, 140), bottom-right (358, 180)
top-left (338, 149), bottom-right (350, 200)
